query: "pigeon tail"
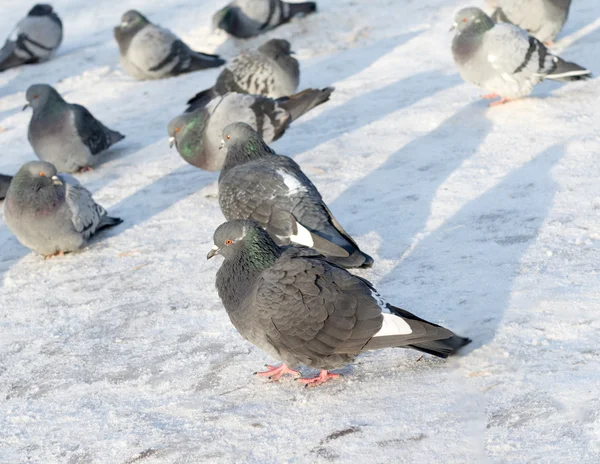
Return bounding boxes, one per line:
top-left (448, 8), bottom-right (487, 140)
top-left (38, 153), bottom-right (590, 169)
top-left (108, 129), bottom-right (125, 145)
top-left (408, 334), bottom-right (472, 359)
top-left (187, 87), bottom-right (218, 109)
top-left (546, 57), bottom-right (591, 82)
top-left (97, 215), bottom-right (123, 231)
top-left (277, 87), bottom-right (334, 122)
top-left (0, 44), bottom-right (25, 72)
top-left (287, 1), bottom-right (317, 17)
top-left (188, 52), bottom-right (226, 71)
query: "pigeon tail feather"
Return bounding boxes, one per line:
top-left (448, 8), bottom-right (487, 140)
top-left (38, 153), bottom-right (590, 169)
top-left (188, 52), bottom-right (225, 71)
top-left (546, 57), bottom-right (591, 82)
top-left (408, 335), bottom-right (472, 359)
top-left (187, 87), bottom-right (218, 109)
top-left (287, 2), bottom-right (317, 16)
top-left (97, 215), bottom-right (123, 231)
top-left (277, 87), bottom-right (334, 122)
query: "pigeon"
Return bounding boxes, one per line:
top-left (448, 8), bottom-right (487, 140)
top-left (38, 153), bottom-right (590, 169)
top-left (218, 122), bottom-right (373, 269)
top-left (114, 10), bottom-right (225, 80)
top-left (451, 7), bottom-right (590, 106)
top-left (3, 161), bottom-right (122, 257)
top-left (187, 39), bottom-right (300, 108)
top-left (0, 4), bottom-right (63, 72)
top-left (491, 0), bottom-right (571, 45)
top-left (25, 84), bottom-right (125, 173)
top-left (213, 0), bottom-right (317, 39)
top-left (0, 174), bottom-right (12, 200)
top-left (208, 219), bottom-right (470, 386)
top-left (169, 87), bottom-right (333, 171)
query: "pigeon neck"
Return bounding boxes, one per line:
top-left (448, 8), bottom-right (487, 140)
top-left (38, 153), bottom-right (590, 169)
top-left (221, 140), bottom-right (274, 174)
top-left (9, 177), bottom-right (62, 212)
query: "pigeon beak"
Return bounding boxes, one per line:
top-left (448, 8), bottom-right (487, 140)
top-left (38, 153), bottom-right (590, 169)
top-left (449, 23), bottom-right (457, 32)
top-left (51, 175), bottom-right (63, 186)
top-left (207, 245), bottom-right (219, 260)
top-left (22, 103), bottom-right (30, 111)
top-left (219, 139), bottom-right (225, 150)
top-left (169, 136), bottom-right (175, 148)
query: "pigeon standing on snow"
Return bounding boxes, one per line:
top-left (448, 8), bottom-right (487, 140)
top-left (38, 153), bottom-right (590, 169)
top-left (491, 0), bottom-right (572, 45)
top-left (114, 10), bottom-right (225, 80)
top-left (168, 87), bottom-right (333, 171)
top-left (451, 7), bottom-right (590, 106)
top-left (3, 161), bottom-right (122, 257)
top-left (0, 4), bottom-right (63, 72)
top-left (0, 174), bottom-right (12, 200)
top-left (219, 123), bottom-right (373, 269)
top-left (187, 39), bottom-right (300, 108)
top-left (213, 0), bottom-right (317, 39)
top-left (25, 84), bottom-right (125, 173)
top-left (208, 219), bottom-right (470, 386)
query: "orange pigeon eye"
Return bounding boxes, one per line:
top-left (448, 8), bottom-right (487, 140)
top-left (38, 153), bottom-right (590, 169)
top-left (226, 135), bottom-right (231, 140)
top-left (39, 172), bottom-right (45, 177)
top-left (462, 18), bottom-right (467, 22)
top-left (225, 239), bottom-right (233, 245)
top-left (33, 94), bottom-right (39, 99)
top-left (175, 127), bottom-right (180, 133)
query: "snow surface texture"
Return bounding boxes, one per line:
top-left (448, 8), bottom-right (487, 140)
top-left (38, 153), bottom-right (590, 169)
top-left (1, 0), bottom-right (599, 462)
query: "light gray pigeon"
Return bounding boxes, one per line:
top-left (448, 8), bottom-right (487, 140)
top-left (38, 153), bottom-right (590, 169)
top-left (0, 4), bottom-right (63, 72)
top-left (169, 87), bottom-right (333, 171)
top-left (208, 219), bottom-right (470, 386)
top-left (218, 122), bottom-right (373, 269)
top-left (491, 0), bottom-right (571, 44)
top-left (3, 161), bottom-right (122, 257)
top-left (451, 7), bottom-right (590, 106)
top-left (0, 174), bottom-right (12, 200)
top-left (114, 10), bottom-right (225, 80)
top-left (213, 0), bottom-right (317, 39)
top-left (187, 39), bottom-right (300, 108)
top-left (25, 84), bottom-right (125, 173)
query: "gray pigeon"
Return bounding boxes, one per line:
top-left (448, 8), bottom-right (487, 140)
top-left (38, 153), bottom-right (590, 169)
top-left (208, 219), bottom-right (470, 386)
top-left (3, 161), bottom-right (122, 257)
top-left (213, 0), bottom-right (317, 39)
top-left (219, 123), bottom-right (373, 269)
top-left (169, 87), bottom-right (333, 171)
top-left (0, 4), bottom-right (63, 72)
top-left (114, 10), bottom-right (225, 80)
top-left (491, 0), bottom-right (571, 44)
top-left (25, 84), bottom-right (125, 173)
top-left (0, 174), bottom-right (12, 200)
top-left (187, 39), bottom-right (299, 108)
top-left (451, 7), bottom-right (590, 106)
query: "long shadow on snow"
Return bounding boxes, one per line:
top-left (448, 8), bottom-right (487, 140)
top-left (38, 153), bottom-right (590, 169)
top-left (383, 145), bottom-right (563, 348)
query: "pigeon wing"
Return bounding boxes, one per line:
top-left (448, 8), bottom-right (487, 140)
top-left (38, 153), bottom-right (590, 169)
top-left (59, 174), bottom-right (106, 239)
top-left (71, 104), bottom-right (114, 155)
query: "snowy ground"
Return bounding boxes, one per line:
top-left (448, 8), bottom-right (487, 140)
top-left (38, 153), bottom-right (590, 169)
top-left (1, 0), bottom-right (599, 462)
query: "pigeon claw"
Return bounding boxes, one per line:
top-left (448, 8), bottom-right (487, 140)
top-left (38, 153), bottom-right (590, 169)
top-left (44, 250), bottom-right (65, 260)
top-left (481, 93), bottom-right (499, 100)
top-left (297, 370), bottom-right (341, 387)
top-left (77, 166), bottom-right (93, 173)
top-left (489, 97), bottom-right (511, 107)
top-left (255, 364), bottom-right (300, 382)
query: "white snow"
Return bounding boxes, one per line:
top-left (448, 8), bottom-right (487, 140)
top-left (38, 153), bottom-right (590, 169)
top-left (1, 0), bottom-right (599, 462)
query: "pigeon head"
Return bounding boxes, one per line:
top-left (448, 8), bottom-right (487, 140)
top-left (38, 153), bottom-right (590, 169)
top-left (452, 7), bottom-right (494, 34)
top-left (167, 110), bottom-right (208, 166)
top-left (119, 10), bottom-right (150, 30)
top-left (12, 161), bottom-right (60, 192)
top-left (221, 122), bottom-right (274, 172)
top-left (28, 4), bottom-right (54, 16)
top-left (258, 39), bottom-right (293, 59)
top-left (208, 219), bottom-right (280, 264)
top-left (24, 84), bottom-right (63, 110)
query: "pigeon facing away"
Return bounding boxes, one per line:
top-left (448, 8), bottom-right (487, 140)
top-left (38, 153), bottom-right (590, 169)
top-left (114, 10), bottom-right (225, 80)
top-left (187, 39), bottom-right (300, 108)
top-left (213, 0), bottom-right (317, 39)
top-left (219, 123), bottom-right (373, 269)
top-left (0, 174), bottom-right (12, 200)
top-left (451, 7), bottom-right (590, 106)
top-left (0, 4), bottom-right (63, 72)
top-left (169, 87), bottom-right (333, 171)
top-left (491, 0), bottom-right (571, 44)
top-left (25, 84), bottom-right (125, 173)
top-left (208, 220), bottom-right (470, 386)
top-left (3, 161), bottom-right (122, 257)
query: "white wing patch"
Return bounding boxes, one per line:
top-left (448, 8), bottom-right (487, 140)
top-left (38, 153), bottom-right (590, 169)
top-left (289, 221), bottom-right (314, 247)
top-left (277, 170), bottom-right (305, 195)
top-left (370, 290), bottom-right (413, 337)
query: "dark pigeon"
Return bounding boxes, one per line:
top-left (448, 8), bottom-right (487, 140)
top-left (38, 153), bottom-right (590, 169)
top-left (0, 174), bottom-right (12, 200)
top-left (208, 219), bottom-right (471, 386)
top-left (218, 122), bottom-right (373, 269)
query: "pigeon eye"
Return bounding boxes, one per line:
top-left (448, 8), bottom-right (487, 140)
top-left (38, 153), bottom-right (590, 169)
top-left (33, 94), bottom-right (39, 99)
top-left (175, 127), bottom-right (180, 133)
top-left (226, 135), bottom-right (231, 140)
top-left (225, 239), bottom-right (233, 245)
top-left (462, 18), bottom-right (467, 22)
top-left (39, 172), bottom-right (45, 177)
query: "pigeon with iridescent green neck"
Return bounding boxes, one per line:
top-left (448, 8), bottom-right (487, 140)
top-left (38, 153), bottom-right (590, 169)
top-left (168, 87), bottom-right (333, 172)
top-left (208, 219), bottom-right (471, 387)
top-left (218, 122), bottom-right (373, 269)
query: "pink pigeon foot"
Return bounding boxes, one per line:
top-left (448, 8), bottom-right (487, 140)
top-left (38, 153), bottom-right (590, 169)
top-left (489, 97), bottom-right (511, 107)
top-left (544, 40), bottom-right (555, 47)
top-left (78, 166), bottom-right (93, 173)
top-left (44, 250), bottom-right (64, 260)
top-left (297, 370), bottom-right (341, 387)
top-left (482, 93), bottom-right (499, 100)
top-left (255, 364), bottom-right (300, 381)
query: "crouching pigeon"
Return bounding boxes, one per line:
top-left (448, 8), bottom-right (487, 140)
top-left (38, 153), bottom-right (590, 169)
top-left (219, 123), bottom-right (373, 268)
top-left (3, 161), bottom-right (122, 258)
top-left (451, 7), bottom-right (590, 106)
top-left (24, 84), bottom-right (125, 173)
top-left (168, 87), bottom-right (333, 171)
top-left (208, 220), bottom-right (470, 386)
top-left (213, 0), bottom-right (317, 38)
top-left (0, 4), bottom-right (63, 72)
top-left (114, 10), bottom-right (225, 80)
